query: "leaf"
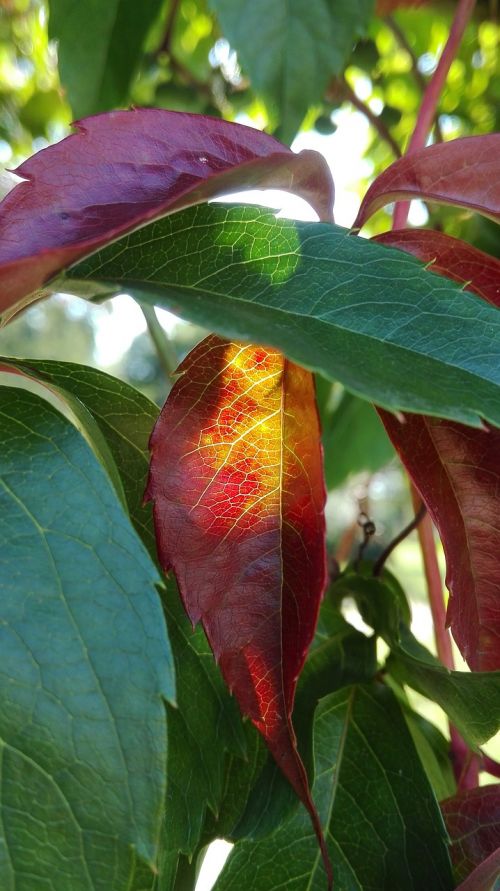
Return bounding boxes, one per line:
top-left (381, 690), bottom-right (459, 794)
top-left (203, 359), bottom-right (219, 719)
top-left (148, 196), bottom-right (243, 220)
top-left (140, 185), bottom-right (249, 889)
top-left (373, 230), bottom-right (500, 308)
top-left (354, 135), bottom-right (500, 229)
top-left (380, 411), bottom-right (500, 671)
top-left (387, 627), bottom-right (500, 746)
top-left (441, 785), bottom-right (500, 883)
top-left (0, 358), bottom-right (159, 558)
top-left (215, 684), bottom-right (454, 891)
top-left (48, 0), bottom-right (162, 117)
top-left (210, 0), bottom-right (374, 143)
top-left (145, 334), bottom-right (331, 882)
top-left (403, 708), bottom-right (456, 801)
top-left (0, 109), bottom-right (334, 317)
top-left (67, 203), bottom-right (500, 428)
top-left (317, 385), bottom-right (395, 489)
top-left (454, 848), bottom-right (500, 891)
top-left (157, 581), bottom-right (248, 889)
top-left (0, 387), bottom-right (174, 889)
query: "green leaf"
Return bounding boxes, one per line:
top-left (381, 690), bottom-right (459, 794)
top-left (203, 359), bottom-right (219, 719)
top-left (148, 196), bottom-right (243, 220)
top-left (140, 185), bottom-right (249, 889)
top-left (0, 387), bottom-right (174, 890)
top-left (331, 568), bottom-right (412, 641)
top-left (209, 0), bottom-right (374, 142)
top-left (388, 627), bottom-right (500, 747)
top-left (156, 582), bottom-right (248, 889)
top-left (317, 386), bottom-right (395, 489)
top-left (48, 0), bottom-right (161, 116)
top-left (0, 358), bottom-right (159, 559)
top-left (65, 204), bottom-right (500, 428)
top-left (215, 684), bottom-right (453, 891)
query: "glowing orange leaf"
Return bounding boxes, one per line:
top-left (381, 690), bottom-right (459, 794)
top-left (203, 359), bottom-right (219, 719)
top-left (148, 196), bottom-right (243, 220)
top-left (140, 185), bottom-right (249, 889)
top-left (146, 335), bottom-right (331, 885)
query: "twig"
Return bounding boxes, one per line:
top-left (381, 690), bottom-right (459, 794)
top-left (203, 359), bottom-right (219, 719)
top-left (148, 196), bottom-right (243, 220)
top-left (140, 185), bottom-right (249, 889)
top-left (373, 503), bottom-right (426, 577)
top-left (385, 15), bottom-right (444, 143)
top-left (341, 79), bottom-right (402, 158)
top-left (141, 303), bottom-right (179, 378)
top-left (158, 0), bottom-right (182, 55)
top-left (392, 0), bottom-right (476, 228)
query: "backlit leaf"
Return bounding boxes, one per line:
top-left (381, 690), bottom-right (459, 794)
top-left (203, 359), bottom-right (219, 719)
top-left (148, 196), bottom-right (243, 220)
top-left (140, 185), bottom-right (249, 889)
top-left (145, 334), bottom-right (331, 882)
top-left (354, 135), bottom-right (500, 229)
top-left (441, 785), bottom-right (500, 883)
top-left (0, 109), bottom-right (333, 318)
top-left (454, 848), bottom-right (500, 891)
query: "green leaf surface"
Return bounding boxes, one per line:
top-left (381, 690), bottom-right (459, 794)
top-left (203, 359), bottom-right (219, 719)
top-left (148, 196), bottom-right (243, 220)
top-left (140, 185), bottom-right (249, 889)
top-left (66, 204), bottom-right (500, 428)
top-left (317, 386), bottom-right (395, 489)
top-left (156, 582), bottom-right (248, 890)
top-left (0, 358), bottom-right (159, 559)
top-left (210, 0), bottom-right (373, 142)
top-left (388, 627), bottom-right (500, 747)
top-left (48, 0), bottom-right (161, 117)
top-left (215, 684), bottom-right (453, 891)
top-left (0, 387), bottom-right (174, 890)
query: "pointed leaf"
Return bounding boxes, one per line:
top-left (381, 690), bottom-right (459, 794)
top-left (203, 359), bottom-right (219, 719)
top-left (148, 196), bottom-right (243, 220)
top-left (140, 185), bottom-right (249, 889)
top-left (381, 411), bottom-right (500, 670)
top-left (441, 786), bottom-right (500, 883)
top-left (0, 357), bottom-right (159, 558)
top-left (145, 334), bottom-right (331, 880)
top-left (387, 627), bottom-right (500, 745)
top-left (0, 109), bottom-right (334, 317)
top-left (374, 230), bottom-right (500, 308)
top-left (0, 387), bottom-right (173, 889)
top-left (215, 685), bottom-right (454, 891)
top-left (67, 204), bottom-right (500, 429)
top-left (354, 135), bottom-right (500, 229)
top-left (209, 0), bottom-right (373, 143)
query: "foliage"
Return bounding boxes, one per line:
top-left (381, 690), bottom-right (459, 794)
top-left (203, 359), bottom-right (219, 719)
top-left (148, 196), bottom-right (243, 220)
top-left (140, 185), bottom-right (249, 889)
top-left (0, 1), bottom-right (499, 890)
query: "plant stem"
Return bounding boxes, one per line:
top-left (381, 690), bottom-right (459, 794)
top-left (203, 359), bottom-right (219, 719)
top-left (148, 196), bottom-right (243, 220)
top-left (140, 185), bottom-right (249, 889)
top-left (141, 303), bottom-right (179, 378)
top-left (341, 79), bottom-right (402, 158)
top-left (158, 0), bottom-right (182, 55)
top-left (392, 0), bottom-right (477, 228)
top-left (373, 503), bottom-right (426, 577)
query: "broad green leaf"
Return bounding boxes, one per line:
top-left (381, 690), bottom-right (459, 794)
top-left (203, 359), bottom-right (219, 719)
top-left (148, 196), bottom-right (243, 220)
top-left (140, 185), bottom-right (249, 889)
top-left (317, 385), bottom-right (395, 489)
top-left (210, 0), bottom-right (374, 142)
top-left (0, 358), bottom-right (159, 558)
top-left (388, 627), bottom-right (500, 747)
top-left (156, 582), bottom-right (248, 890)
top-left (65, 204), bottom-right (500, 429)
top-left (215, 684), bottom-right (453, 891)
top-left (49, 0), bottom-right (162, 116)
top-left (0, 387), bottom-right (174, 890)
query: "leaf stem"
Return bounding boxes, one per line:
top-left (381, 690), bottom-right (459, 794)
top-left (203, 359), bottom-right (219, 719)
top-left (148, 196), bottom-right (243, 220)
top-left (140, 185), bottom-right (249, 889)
top-left (140, 303), bottom-right (179, 378)
top-left (159, 0), bottom-right (182, 55)
top-left (392, 0), bottom-right (477, 228)
top-left (373, 503), bottom-right (426, 577)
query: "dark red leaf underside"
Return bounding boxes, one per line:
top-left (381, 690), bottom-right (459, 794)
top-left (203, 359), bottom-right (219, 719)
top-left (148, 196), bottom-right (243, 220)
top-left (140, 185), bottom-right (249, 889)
top-left (454, 848), bottom-right (500, 891)
top-left (354, 135), bottom-right (500, 229)
top-left (441, 785), bottom-right (500, 882)
top-left (0, 109), bottom-right (334, 316)
top-left (376, 230), bottom-right (500, 671)
top-left (374, 229), bottom-right (500, 307)
top-left (146, 335), bottom-right (331, 883)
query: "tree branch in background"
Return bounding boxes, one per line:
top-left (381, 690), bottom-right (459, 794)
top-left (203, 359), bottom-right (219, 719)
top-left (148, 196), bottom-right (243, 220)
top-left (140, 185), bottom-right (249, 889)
top-left (373, 502), bottom-right (426, 577)
top-left (385, 15), bottom-right (444, 143)
top-left (338, 78), bottom-right (402, 157)
top-left (158, 0), bottom-right (182, 56)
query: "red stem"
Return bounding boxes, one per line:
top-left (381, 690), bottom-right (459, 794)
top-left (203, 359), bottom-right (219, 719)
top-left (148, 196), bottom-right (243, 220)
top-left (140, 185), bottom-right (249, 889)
top-left (392, 0), bottom-right (477, 228)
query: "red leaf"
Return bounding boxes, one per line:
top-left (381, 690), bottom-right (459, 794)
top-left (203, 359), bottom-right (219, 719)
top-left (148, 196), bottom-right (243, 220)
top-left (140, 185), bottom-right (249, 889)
top-left (380, 411), bottom-right (500, 670)
top-left (441, 785), bottom-right (500, 882)
top-left (374, 229), bottom-right (500, 307)
top-left (146, 335), bottom-right (331, 884)
top-left (0, 109), bottom-right (334, 317)
top-left (354, 135), bottom-right (500, 229)
top-left (454, 848), bottom-right (500, 891)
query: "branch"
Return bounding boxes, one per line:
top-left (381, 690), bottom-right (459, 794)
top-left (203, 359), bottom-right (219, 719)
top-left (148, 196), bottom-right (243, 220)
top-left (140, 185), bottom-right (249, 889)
top-left (158, 0), bottom-right (181, 56)
top-left (393, 0), bottom-right (477, 227)
top-left (341, 78), bottom-right (402, 158)
top-left (373, 503), bottom-right (426, 577)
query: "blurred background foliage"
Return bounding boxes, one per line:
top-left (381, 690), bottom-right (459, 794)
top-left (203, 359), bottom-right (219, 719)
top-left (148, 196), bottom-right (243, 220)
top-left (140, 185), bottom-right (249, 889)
top-left (0, 0), bottom-right (498, 592)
